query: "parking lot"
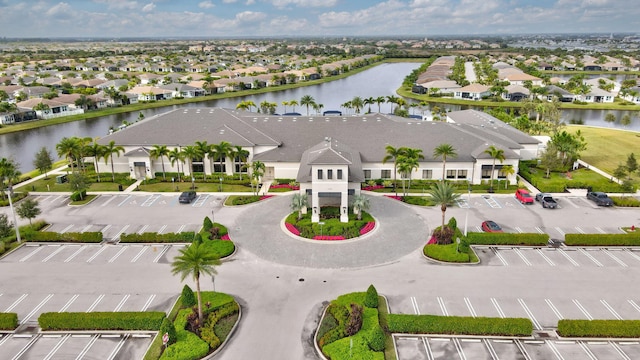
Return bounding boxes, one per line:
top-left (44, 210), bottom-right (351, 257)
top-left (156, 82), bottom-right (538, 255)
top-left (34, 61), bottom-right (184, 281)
top-left (475, 246), bottom-right (640, 267)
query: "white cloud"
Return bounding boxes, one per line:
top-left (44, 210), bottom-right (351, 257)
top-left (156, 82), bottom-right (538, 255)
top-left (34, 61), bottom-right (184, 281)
top-left (222, 0), bottom-right (238, 3)
top-left (46, 2), bottom-right (73, 17)
top-left (235, 11), bottom-right (267, 22)
top-left (270, 0), bottom-right (338, 8)
top-left (198, 1), bottom-right (214, 9)
top-left (142, 2), bottom-right (156, 12)
top-left (245, 0), bottom-right (255, 4)
top-left (92, 0), bottom-right (139, 10)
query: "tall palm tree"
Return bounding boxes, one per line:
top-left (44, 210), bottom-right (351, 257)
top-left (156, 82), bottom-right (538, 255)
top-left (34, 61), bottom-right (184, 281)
top-left (382, 145), bottom-right (406, 196)
top-left (231, 145), bottom-right (249, 180)
top-left (171, 242), bottom-right (221, 325)
top-left (0, 158), bottom-right (20, 201)
top-left (428, 181), bottom-right (461, 244)
top-left (103, 141), bottom-right (124, 182)
top-left (433, 144), bottom-right (457, 181)
top-left (168, 147), bottom-right (185, 180)
top-left (484, 145), bottom-right (505, 192)
top-left (75, 137), bottom-right (93, 173)
top-left (149, 145), bottom-right (169, 181)
top-left (290, 193), bottom-right (308, 221)
top-left (351, 194), bottom-right (370, 220)
top-left (374, 96), bottom-right (385, 113)
top-left (194, 141), bottom-right (210, 181)
top-left (250, 160), bottom-right (266, 195)
top-left (351, 96), bottom-right (364, 114)
top-left (289, 100), bottom-right (298, 113)
top-left (398, 151), bottom-right (421, 195)
top-left (86, 140), bottom-right (106, 182)
top-left (281, 100), bottom-right (289, 114)
top-left (386, 95), bottom-right (399, 113)
top-left (56, 137), bottom-right (81, 173)
top-left (501, 165), bottom-right (515, 189)
top-left (181, 145), bottom-right (201, 189)
top-left (364, 97), bottom-right (375, 113)
top-left (300, 95), bottom-right (315, 116)
top-left (210, 141), bottom-right (232, 175)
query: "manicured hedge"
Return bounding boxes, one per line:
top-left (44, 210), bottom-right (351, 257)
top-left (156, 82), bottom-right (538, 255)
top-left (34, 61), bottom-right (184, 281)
top-left (120, 232), bottom-right (195, 243)
top-left (423, 243), bottom-right (478, 263)
top-left (466, 232), bottom-right (549, 246)
top-left (611, 196), bottom-right (640, 207)
top-left (201, 240), bottom-right (235, 259)
top-left (38, 312), bottom-right (165, 331)
top-left (387, 314), bottom-right (532, 336)
top-left (564, 233), bottom-right (640, 246)
top-left (0, 312), bottom-right (18, 330)
top-left (24, 231), bottom-right (103, 243)
top-left (558, 319), bottom-right (640, 338)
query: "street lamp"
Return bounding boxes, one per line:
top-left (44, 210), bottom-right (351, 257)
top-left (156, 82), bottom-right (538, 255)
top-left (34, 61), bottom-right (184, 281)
top-left (219, 177), bottom-right (223, 192)
top-left (7, 186), bottom-right (21, 243)
top-left (464, 179), bottom-right (471, 237)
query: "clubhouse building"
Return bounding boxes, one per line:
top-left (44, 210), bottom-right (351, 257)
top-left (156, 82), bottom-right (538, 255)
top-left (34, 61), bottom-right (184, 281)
top-left (98, 107), bottom-right (540, 222)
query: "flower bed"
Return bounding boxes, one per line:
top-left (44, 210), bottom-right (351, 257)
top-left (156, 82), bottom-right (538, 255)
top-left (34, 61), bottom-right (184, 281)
top-left (220, 234), bottom-right (230, 241)
top-left (360, 222), bottom-right (375, 235)
top-left (384, 195), bottom-right (403, 201)
top-left (313, 235), bottom-right (346, 241)
top-left (362, 185), bottom-right (385, 191)
top-left (270, 184), bottom-right (300, 190)
top-left (260, 195), bottom-right (274, 200)
top-left (285, 223), bottom-right (301, 236)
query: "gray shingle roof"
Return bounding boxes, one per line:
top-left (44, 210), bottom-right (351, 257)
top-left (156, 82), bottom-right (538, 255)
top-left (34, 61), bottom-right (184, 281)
top-left (295, 138), bottom-right (364, 182)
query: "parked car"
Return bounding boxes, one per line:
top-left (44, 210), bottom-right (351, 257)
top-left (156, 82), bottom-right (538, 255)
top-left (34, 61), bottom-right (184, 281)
top-left (179, 190), bottom-right (197, 204)
top-left (535, 193), bottom-right (558, 209)
top-left (515, 189), bottom-right (534, 204)
top-left (587, 191), bottom-right (613, 206)
top-left (481, 220), bottom-right (503, 233)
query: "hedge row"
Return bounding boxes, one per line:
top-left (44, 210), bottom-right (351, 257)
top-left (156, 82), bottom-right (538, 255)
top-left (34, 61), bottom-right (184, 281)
top-left (119, 232), bottom-right (195, 243)
top-left (199, 302), bottom-right (240, 350)
top-left (564, 233), bottom-right (640, 246)
top-left (558, 319), bottom-right (640, 338)
top-left (38, 312), bottom-right (165, 331)
top-left (387, 314), bottom-right (532, 336)
top-left (467, 232), bottom-right (549, 246)
top-left (0, 313), bottom-right (18, 330)
top-left (24, 231), bottom-right (103, 243)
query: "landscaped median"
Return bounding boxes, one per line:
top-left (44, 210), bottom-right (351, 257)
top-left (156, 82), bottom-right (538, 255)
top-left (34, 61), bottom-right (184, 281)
top-left (0, 313), bottom-right (18, 330)
top-left (387, 314), bottom-right (533, 336)
top-left (466, 232), bottom-right (549, 246)
top-left (558, 319), bottom-right (640, 338)
top-left (38, 312), bottom-right (165, 331)
top-left (564, 232), bottom-right (640, 246)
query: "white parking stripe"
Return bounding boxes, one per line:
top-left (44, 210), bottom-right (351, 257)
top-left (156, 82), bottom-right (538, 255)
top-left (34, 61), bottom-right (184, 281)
top-left (578, 341), bottom-right (598, 360)
top-left (594, 227), bottom-right (606, 234)
top-left (555, 227), bottom-right (565, 237)
top-left (10, 334), bottom-right (41, 360)
top-left (64, 245), bottom-right (85, 262)
top-left (101, 195), bottom-right (117, 207)
top-left (491, 247), bottom-right (509, 266)
top-left (113, 294), bottom-right (130, 312)
top-left (410, 296), bottom-right (420, 315)
top-left (603, 249), bottom-right (628, 267)
top-left (177, 224), bottom-right (186, 233)
top-left (158, 225), bottom-right (167, 234)
top-left (483, 338), bottom-right (499, 360)
top-left (579, 248), bottom-right (603, 267)
top-left (437, 297), bottom-right (448, 316)
top-left (628, 300), bottom-right (640, 315)
top-left (86, 246), bottom-right (108, 263)
top-left (624, 249), bottom-right (640, 262)
top-left (22, 294), bottom-right (53, 323)
top-left (611, 341), bottom-right (633, 360)
top-left (575, 226), bottom-right (585, 234)
top-left (515, 226), bottom-right (524, 233)
top-left (100, 224), bottom-right (112, 234)
top-left (452, 338), bottom-right (467, 360)
top-left (131, 246), bottom-right (148, 262)
top-left (5, 294), bottom-right (28, 312)
top-left (421, 337), bottom-right (434, 360)
top-left (20, 246), bottom-right (44, 262)
top-left (535, 226), bottom-right (545, 234)
top-left (42, 245), bottom-right (65, 262)
top-left (513, 248), bottom-right (532, 266)
top-left (117, 195), bottom-right (132, 207)
top-left (111, 225), bottom-right (130, 241)
top-left (80, 225), bottom-right (92, 233)
top-left (464, 297), bottom-right (477, 317)
top-left (600, 300), bottom-right (623, 320)
top-left (141, 194), bottom-right (161, 207)
top-left (558, 249), bottom-right (580, 267)
top-left (108, 247), bottom-right (128, 263)
top-left (153, 246), bottom-right (170, 263)
top-left (573, 299), bottom-right (593, 320)
top-left (43, 334), bottom-right (70, 360)
top-left (137, 225), bottom-right (149, 234)
top-left (75, 335), bottom-right (100, 360)
top-left (141, 294), bottom-right (156, 311)
top-left (59, 294), bottom-right (79, 312)
top-left (545, 299), bottom-right (564, 320)
top-left (519, 298), bottom-right (542, 330)
top-left (537, 249), bottom-right (556, 266)
top-left (60, 224), bottom-right (74, 234)
top-left (106, 334), bottom-right (129, 360)
top-left (86, 294), bottom-right (104, 312)
top-left (547, 340), bottom-right (566, 360)
top-left (491, 298), bottom-right (505, 318)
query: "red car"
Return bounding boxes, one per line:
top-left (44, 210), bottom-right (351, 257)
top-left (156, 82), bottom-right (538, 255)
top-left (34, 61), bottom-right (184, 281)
top-left (515, 189), bottom-right (534, 204)
top-left (482, 220), bottom-right (503, 233)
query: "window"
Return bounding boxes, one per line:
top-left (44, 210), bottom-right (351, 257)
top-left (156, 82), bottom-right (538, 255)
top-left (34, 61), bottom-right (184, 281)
top-left (327, 169), bottom-right (333, 179)
top-left (498, 169), bottom-right (507, 179)
top-left (337, 169), bottom-right (343, 180)
top-left (457, 170), bottom-right (468, 179)
top-left (481, 168), bottom-right (491, 179)
top-left (317, 169), bottom-right (323, 179)
top-left (381, 170), bottom-right (391, 179)
top-left (446, 170), bottom-right (456, 179)
top-left (364, 170), bottom-right (371, 179)
top-left (422, 170), bottom-right (432, 179)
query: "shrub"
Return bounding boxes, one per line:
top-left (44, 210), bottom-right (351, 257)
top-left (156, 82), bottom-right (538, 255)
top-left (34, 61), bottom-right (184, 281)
top-left (388, 314), bottom-right (532, 336)
top-left (558, 319), bottom-right (640, 338)
top-left (364, 285), bottom-right (378, 308)
top-left (0, 313), bottom-right (18, 330)
top-left (159, 317), bottom-right (178, 346)
top-left (564, 233), bottom-right (640, 246)
top-left (611, 196), bottom-right (640, 207)
top-left (466, 232), bottom-right (549, 246)
top-left (70, 190), bottom-right (87, 202)
top-left (345, 303), bottom-right (364, 336)
top-left (367, 325), bottom-right (386, 351)
top-left (202, 216), bottom-right (213, 232)
top-left (119, 232), bottom-right (195, 243)
top-left (424, 243), bottom-right (477, 263)
top-left (201, 240), bottom-right (235, 258)
top-left (447, 217), bottom-right (457, 231)
top-left (24, 231), bottom-right (103, 243)
top-left (159, 330), bottom-right (209, 360)
top-left (181, 285), bottom-right (196, 307)
top-left (38, 312), bottom-right (165, 331)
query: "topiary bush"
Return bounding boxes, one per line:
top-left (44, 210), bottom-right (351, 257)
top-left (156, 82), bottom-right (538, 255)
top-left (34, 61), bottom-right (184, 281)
top-left (367, 324), bottom-right (386, 351)
top-left (159, 317), bottom-right (178, 346)
top-left (364, 285), bottom-right (378, 308)
top-left (181, 285), bottom-right (196, 308)
top-left (202, 216), bottom-right (213, 232)
top-left (447, 217), bottom-right (457, 231)
top-left (0, 312), bottom-right (18, 330)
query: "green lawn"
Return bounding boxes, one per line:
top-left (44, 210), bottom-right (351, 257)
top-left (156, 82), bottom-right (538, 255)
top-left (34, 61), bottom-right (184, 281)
top-left (137, 181), bottom-right (253, 193)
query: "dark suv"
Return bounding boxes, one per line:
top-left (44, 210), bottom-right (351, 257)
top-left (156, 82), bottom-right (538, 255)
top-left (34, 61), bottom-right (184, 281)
top-left (587, 191), bottom-right (613, 206)
top-left (179, 191), bottom-right (197, 204)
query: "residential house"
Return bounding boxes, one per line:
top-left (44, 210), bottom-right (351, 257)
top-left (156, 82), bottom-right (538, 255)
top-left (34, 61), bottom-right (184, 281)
top-left (16, 98), bottom-right (84, 119)
top-left (454, 84), bottom-right (491, 100)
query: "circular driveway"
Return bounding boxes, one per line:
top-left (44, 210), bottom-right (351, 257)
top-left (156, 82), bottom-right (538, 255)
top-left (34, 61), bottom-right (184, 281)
top-left (227, 194), bottom-right (431, 268)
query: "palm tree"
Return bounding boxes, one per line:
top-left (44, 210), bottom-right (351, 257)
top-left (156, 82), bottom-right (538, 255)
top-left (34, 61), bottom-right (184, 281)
top-left (428, 181), bottom-right (461, 244)
top-left (300, 95), bottom-right (315, 116)
top-left (194, 141), bottom-right (211, 181)
top-left (250, 160), bottom-right (266, 195)
top-left (382, 145), bottom-right (406, 196)
top-left (149, 145), bottom-right (169, 181)
top-left (56, 137), bottom-right (81, 173)
top-left (103, 141), bottom-right (124, 182)
top-left (77, 137), bottom-right (93, 173)
top-left (290, 193), bottom-right (308, 220)
top-left (210, 141), bottom-right (232, 175)
top-left (232, 145), bottom-right (249, 180)
top-left (181, 145), bottom-right (201, 189)
top-left (0, 158), bottom-right (20, 201)
top-left (501, 165), bottom-right (515, 189)
top-left (86, 140), bottom-right (106, 182)
top-left (171, 242), bottom-right (221, 326)
top-left (289, 100), bottom-right (298, 113)
top-left (484, 145), bottom-right (505, 192)
top-left (396, 155), bottom-right (417, 197)
top-left (281, 100), bottom-right (289, 114)
top-left (386, 95), bottom-right (399, 113)
top-left (351, 194), bottom-right (370, 220)
top-left (351, 96), bottom-right (364, 114)
top-left (374, 96), bottom-right (385, 113)
top-left (168, 148), bottom-right (185, 180)
top-left (433, 144), bottom-right (457, 181)
top-left (364, 97), bottom-right (375, 113)
top-left (398, 149), bottom-right (422, 194)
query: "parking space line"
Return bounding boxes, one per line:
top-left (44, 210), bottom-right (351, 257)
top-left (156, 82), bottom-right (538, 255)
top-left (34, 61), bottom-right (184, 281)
top-left (131, 246), bottom-right (148, 262)
top-left (10, 334), bottom-right (41, 360)
top-left (515, 227), bottom-right (524, 233)
top-left (192, 194), bottom-right (210, 207)
top-left (519, 298), bottom-right (542, 330)
top-left (453, 338), bottom-right (467, 360)
top-left (141, 194), bottom-right (162, 207)
top-left (464, 297), bottom-right (477, 317)
top-left (76, 335), bottom-right (100, 359)
top-left (153, 246), bottom-right (170, 263)
top-left (578, 341), bottom-right (599, 360)
top-left (600, 300), bottom-right (623, 320)
top-left (22, 294), bottom-right (53, 323)
top-left (20, 246), bottom-right (44, 262)
top-left (513, 248), bottom-right (532, 266)
top-left (594, 227), bottom-right (606, 234)
top-left (158, 225), bottom-right (167, 234)
top-left (80, 225), bottom-right (92, 233)
top-left (106, 334), bottom-right (129, 360)
top-left (101, 224), bottom-right (112, 234)
top-left (117, 195), bottom-right (132, 207)
top-left (60, 224), bottom-right (74, 234)
top-left (421, 337), bottom-right (434, 360)
top-left (547, 340), bottom-right (566, 360)
top-left (86, 246), bottom-right (108, 263)
top-left (482, 195), bottom-right (502, 209)
top-left (545, 299), bottom-right (564, 320)
top-left (108, 247), bottom-right (128, 263)
top-left (59, 294), bottom-right (79, 312)
top-left (410, 296), bottom-right (420, 314)
top-left (141, 294), bottom-right (156, 311)
top-left (138, 225), bottom-right (149, 234)
top-left (483, 339), bottom-right (499, 360)
top-left (555, 227), bottom-right (565, 237)
top-left (64, 245), bottom-right (85, 262)
top-left (624, 249), bottom-right (640, 263)
top-left (628, 300), bottom-right (640, 315)
top-left (491, 247), bottom-right (509, 266)
top-left (87, 294), bottom-right (105, 312)
top-left (491, 298), bottom-right (505, 318)
top-left (456, 198), bottom-right (469, 208)
top-left (575, 226), bottom-right (585, 234)
top-left (515, 339), bottom-right (533, 360)
top-left (112, 225), bottom-right (130, 241)
top-left (177, 224), bottom-right (186, 233)
top-left (475, 225), bottom-right (482, 232)
top-left (558, 249), bottom-right (580, 267)
top-left (573, 299), bottom-right (593, 320)
top-left (5, 294), bottom-right (27, 312)
top-left (43, 334), bottom-right (70, 360)
top-left (101, 195), bottom-right (116, 207)
top-left (603, 249), bottom-right (628, 267)
top-left (534, 226), bottom-right (544, 234)
top-left (42, 245), bottom-right (66, 262)
top-left (579, 248), bottom-right (603, 267)
top-left (611, 341), bottom-right (633, 360)
top-left (437, 297), bottom-right (448, 316)
top-left (537, 249), bottom-right (556, 266)
top-left (113, 294), bottom-right (130, 312)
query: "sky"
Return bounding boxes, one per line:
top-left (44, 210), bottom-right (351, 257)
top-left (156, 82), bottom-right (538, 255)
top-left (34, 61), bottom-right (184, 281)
top-left (0, 0), bottom-right (638, 38)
